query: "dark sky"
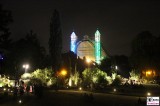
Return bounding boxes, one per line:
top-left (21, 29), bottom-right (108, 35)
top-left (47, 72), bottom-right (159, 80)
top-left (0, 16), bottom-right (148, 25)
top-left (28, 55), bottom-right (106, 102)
top-left (1, 0), bottom-right (160, 56)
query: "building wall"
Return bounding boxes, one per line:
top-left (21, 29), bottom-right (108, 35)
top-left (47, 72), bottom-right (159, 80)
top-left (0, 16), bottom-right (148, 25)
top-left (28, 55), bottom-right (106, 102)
top-left (77, 40), bottom-right (95, 61)
top-left (76, 40), bottom-right (107, 62)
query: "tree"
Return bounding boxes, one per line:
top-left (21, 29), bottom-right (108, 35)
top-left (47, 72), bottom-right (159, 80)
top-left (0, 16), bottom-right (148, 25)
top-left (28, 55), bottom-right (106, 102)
top-left (154, 35), bottom-right (160, 70)
top-left (68, 70), bottom-right (81, 87)
top-left (100, 57), bottom-right (112, 74)
top-left (3, 30), bottom-right (46, 76)
top-left (30, 68), bottom-right (56, 86)
top-left (112, 75), bottom-right (122, 86)
top-left (62, 51), bottom-right (77, 74)
top-left (0, 4), bottom-right (13, 74)
top-left (129, 69), bottom-right (140, 82)
top-left (0, 4), bottom-right (13, 50)
top-left (100, 55), bottom-right (131, 78)
top-left (82, 68), bottom-right (108, 88)
top-left (130, 31), bottom-right (157, 72)
top-left (49, 10), bottom-right (62, 71)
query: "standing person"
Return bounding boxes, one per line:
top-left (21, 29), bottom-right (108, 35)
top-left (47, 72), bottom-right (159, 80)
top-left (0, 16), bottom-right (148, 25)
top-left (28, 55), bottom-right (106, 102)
top-left (26, 85), bottom-right (30, 95)
top-left (19, 86), bottom-right (24, 96)
top-left (13, 87), bottom-right (18, 97)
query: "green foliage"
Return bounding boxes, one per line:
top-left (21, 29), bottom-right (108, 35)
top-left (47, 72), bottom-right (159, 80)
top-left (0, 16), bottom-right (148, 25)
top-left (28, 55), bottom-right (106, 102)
top-left (69, 71), bottom-right (81, 87)
top-left (31, 68), bottom-right (56, 86)
top-left (0, 75), bottom-right (13, 87)
top-left (106, 76), bottom-right (112, 84)
top-left (21, 73), bottom-right (32, 80)
top-left (82, 68), bottom-right (109, 87)
top-left (111, 73), bottom-right (117, 80)
top-left (112, 75), bottom-right (122, 86)
top-left (129, 69), bottom-right (140, 81)
top-left (82, 68), bottom-right (93, 85)
top-left (0, 76), bottom-right (7, 87)
top-left (92, 68), bottom-right (108, 84)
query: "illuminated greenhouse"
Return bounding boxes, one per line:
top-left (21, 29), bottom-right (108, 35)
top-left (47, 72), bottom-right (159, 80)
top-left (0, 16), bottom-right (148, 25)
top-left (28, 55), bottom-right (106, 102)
top-left (70, 30), bottom-right (108, 64)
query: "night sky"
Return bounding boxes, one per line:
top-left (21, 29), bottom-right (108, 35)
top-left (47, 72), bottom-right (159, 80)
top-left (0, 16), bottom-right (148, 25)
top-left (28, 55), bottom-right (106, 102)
top-left (1, 0), bottom-right (160, 56)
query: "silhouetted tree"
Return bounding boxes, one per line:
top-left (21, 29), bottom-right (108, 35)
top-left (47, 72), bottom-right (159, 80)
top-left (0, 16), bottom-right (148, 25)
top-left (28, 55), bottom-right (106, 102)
top-left (99, 57), bottom-right (112, 74)
top-left (62, 51), bottom-right (77, 75)
top-left (0, 4), bottom-right (13, 74)
top-left (100, 55), bottom-right (130, 77)
top-left (130, 31), bottom-right (157, 72)
top-left (49, 10), bottom-right (62, 71)
top-left (0, 4), bottom-right (13, 50)
top-left (3, 30), bottom-right (46, 76)
top-left (154, 35), bottom-right (160, 70)
top-left (113, 55), bottom-right (131, 77)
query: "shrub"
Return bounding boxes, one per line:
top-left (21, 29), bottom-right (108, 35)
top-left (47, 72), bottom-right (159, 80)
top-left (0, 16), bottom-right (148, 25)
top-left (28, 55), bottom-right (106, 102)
top-left (129, 69), bottom-right (140, 82)
top-left (82, 68), bottom-right (109, 88)
top-left (112, 75), bottom-right (122, 86)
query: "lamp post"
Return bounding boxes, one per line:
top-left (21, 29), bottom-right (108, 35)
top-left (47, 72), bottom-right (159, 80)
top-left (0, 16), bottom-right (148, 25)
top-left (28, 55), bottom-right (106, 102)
top-left (23, 64), bottom-right (29, 73)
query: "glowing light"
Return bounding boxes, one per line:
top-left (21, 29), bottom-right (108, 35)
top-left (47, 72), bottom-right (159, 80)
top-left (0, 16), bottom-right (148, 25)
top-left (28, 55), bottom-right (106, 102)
top-left (19, 100), bottom-right (22, 104)
top-left (79, 87), bottom-right (82, 90)
top-left (10, 82), bottom-right (14, 86)
top-left (86, 58), bottom-right (91, 63)
top-left (60, 69), bottom-right (67, 76)
top-left (0, 83), bottom-right (2, 87)
top-left (23, 64), bottom-right (29, 73)
top-left (23, 64), bottom-right (29, 69)
top-left (147, 92), bottom-right (151, 96)
top-left (70, 32), bottom-right (77, 53)
top-left (95, 30), bottom-right (101, 64)
top-left (92, 76), bottom-right (97, 83)
top-left (3, 88), bottom-right (6, 91)
top-left (113, 88), bottom-right (116, 92)
top-left (115, 66), bottom-right (118, 70)
top-left (147, 71), bottom-right (151, 75)
top-left (0, 54), bottom-right (3, 60)
top-left (69, 78), bottom-right (72, 86)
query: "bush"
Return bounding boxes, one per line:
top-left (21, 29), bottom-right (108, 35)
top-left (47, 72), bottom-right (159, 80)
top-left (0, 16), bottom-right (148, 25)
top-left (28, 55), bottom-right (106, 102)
top-left (82, 68), bottom-right (109, 89)
top-left (28, 78), bottom-right (43, 86)
top-left (112, 75), bottom-right (122, 86)
top-left (31, 68), bottom-right (56, 86)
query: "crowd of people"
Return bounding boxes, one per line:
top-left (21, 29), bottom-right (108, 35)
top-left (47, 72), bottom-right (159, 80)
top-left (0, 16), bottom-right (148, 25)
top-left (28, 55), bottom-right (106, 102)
top-left (12, 79), bottom-right (43, 98)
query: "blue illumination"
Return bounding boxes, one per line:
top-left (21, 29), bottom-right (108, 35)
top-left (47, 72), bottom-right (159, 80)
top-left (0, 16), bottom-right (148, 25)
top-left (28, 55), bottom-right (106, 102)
top-left (0, 54), bottom-right (3, 60)
top-left (70, 32), bottom-right (77, 53)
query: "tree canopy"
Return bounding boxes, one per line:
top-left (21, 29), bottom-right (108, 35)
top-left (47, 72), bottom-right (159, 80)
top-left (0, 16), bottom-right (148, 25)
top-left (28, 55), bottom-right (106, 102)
top-left (1, 30), bottom-right (46, 77)
top-left (130, 31), bottom-right (160, 72)
top-left (49, 9), bottom-right (62, 71)
top-left (0, 4), bottom-right (13, 51)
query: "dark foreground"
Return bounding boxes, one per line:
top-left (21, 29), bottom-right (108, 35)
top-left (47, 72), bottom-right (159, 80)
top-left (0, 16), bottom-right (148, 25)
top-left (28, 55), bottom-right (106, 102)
top-left (0, 90), bottom-right (146, 106)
